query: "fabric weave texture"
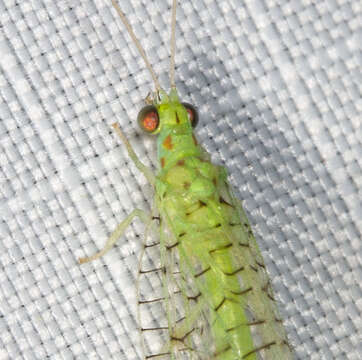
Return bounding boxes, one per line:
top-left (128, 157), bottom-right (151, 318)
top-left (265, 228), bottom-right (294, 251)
top-left (0, 1), bottom-right (361, 359)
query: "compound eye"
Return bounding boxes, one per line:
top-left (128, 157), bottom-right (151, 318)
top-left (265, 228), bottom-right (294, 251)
top-left (137, 105), bottom-right (159, 133)
top-left (182, 103), bottom-right (198, 128)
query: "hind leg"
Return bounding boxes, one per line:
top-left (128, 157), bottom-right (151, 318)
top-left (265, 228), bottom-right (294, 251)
top-left (79, 209), bottom-right (150, 264)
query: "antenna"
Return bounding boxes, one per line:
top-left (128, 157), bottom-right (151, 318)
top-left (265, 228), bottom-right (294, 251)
top-left (111, 0), bottom-right (161, 91)
top-left (169, 0), bottom-right (177, 88)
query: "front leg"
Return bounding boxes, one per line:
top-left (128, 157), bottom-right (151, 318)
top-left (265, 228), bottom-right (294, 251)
top-left (112, 123), bottom-right (156, 186)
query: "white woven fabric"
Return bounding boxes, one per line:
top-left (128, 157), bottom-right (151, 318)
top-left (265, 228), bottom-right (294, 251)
top-left (0, 0), bottom-right (361, 359)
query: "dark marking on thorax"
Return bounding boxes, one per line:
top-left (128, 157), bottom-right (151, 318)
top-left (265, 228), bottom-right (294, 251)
top-left (163, 134), bottom-right (173, 150)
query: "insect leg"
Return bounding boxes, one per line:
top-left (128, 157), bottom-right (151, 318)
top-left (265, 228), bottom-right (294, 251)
top-left (79, 209), bottom-right (150, 264)
top-left (112, 122), bottom-right (156, 185)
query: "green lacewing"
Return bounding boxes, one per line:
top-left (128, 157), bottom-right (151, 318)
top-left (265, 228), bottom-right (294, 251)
top-left (79, 1), bottom-right (293, 359)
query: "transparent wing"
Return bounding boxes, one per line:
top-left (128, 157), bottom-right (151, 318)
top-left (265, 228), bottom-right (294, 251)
top-left (137, 204), bottom-right (215, 360)
top-left (137, 215), bottom-right (168, 359)
top-left (218, 175), bottom-right (294, 359)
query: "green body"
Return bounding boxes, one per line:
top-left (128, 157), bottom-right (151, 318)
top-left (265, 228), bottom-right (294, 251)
top-left (153, 89), bottom-right (292, 359)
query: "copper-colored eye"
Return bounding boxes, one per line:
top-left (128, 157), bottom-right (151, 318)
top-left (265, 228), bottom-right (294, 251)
top-left (182, 103), bottom-right (198, 128)
top-left (138, 105), bottom-right (159, 133)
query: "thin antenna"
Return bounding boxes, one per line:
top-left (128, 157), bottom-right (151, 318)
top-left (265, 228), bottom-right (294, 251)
top-left (170, 0), bottom-right (177, 88)
top-left (111, 0), bottom-right (161, 91)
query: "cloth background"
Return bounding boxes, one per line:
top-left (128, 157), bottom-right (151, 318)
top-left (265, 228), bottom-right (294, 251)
top-left (0, 0), bottom-right (361, 359)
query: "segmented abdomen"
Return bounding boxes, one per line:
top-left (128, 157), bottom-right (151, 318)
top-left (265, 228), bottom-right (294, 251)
top-left (158, 155), bottom-right (293, 359)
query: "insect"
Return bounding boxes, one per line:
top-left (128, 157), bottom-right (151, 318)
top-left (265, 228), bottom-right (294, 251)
top-left (79, 0), bottom-right (293, 359)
